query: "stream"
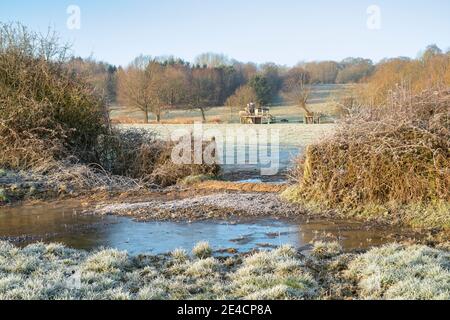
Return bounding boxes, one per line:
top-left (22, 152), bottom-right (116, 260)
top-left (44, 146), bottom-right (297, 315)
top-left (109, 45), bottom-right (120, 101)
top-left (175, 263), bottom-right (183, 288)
top-left (0, 201), bottom-right (416, 255)
top-left (0, 141), bottom-right (422, 254)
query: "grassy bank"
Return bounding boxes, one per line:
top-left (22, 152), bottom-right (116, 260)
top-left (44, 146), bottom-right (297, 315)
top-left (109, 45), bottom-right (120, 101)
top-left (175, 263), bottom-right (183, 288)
top-left (284, 89), bottom-right (450, 230)
top-left (0, 241), bottom-right (448, 300)
top-left (0, 129), bottom-right (220, 205)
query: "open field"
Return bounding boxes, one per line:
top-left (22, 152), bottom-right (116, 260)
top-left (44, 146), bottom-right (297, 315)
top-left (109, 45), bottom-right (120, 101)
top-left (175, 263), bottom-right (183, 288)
top-left (110, 84), bottom-right (353, 124)
top-left (118, 123), bottom-right (336, 147)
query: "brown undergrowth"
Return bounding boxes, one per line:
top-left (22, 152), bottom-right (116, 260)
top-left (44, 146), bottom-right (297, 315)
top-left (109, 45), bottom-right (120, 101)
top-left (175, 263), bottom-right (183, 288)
top-left (0, 24), bottom-right (218, 204)
top-left (284, 88), bottom-right (450, 230)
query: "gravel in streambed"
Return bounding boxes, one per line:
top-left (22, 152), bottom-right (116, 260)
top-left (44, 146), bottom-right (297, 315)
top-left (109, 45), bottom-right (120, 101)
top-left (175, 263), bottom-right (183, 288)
top-left (90, 192), bottom-right (304, 221)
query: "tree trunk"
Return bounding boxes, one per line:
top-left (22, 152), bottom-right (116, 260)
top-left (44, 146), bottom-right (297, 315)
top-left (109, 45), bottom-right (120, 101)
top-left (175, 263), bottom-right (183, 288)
top-left (144, 108), bottom-right (149, 124)
top-left (156, 114), bottom-right (161, 123)
top-left (199, 107), bottom-right (206, 122)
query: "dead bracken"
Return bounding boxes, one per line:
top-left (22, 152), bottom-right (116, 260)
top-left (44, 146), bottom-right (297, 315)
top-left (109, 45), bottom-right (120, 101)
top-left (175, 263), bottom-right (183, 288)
top-left (0, 24), bottom-right (219, 205)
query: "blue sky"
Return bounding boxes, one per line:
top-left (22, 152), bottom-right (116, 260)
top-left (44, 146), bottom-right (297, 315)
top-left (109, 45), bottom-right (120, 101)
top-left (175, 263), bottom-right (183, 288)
top-left (1, 0), bottom-right (449, 66)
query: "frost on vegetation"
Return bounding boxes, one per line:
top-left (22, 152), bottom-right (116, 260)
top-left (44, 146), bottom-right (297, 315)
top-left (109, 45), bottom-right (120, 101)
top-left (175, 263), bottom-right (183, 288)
top-left (171, 248), bottom-right (188, 262)
top-left (230, 246), bottom-right (318, 300)
top-left (192, 242), bottom-right (213, 259)
top-left (81, 249), bottom-right (130, 274)
top-left (311, 241), bottom-right (343, 259)
top-left (346, 244), bottom-right (450, 300)
top-left (0, 241), bottom-right (449, 300)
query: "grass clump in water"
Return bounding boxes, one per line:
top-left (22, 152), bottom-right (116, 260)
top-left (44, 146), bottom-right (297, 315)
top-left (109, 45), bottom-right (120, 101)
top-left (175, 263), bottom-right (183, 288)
top-left (192, 242), bottom-right (213, 259)
top-left (311, 241), bottom-right (343, 260)
top-left (179, 174), bottom-right (216, 186)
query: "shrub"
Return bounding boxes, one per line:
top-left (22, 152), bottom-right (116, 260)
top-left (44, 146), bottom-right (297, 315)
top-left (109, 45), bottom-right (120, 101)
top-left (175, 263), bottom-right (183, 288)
top-left (96, 129), bottom-right (163, 179)
top-left (148, 139), bottom-right (220, 187)
top-left (286, 88), bottom-right (450, 228)
top-left (0, 23), bottom-right (219, 195)
top-left (0, 23), bottom-right (108, 169)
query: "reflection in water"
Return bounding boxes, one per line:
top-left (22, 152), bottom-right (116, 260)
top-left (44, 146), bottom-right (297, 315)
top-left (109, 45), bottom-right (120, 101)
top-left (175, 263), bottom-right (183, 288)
top-left (0, 201), bottom-right (414, 255)
top-left (222, 144), bottom-right (301, 182)
top-left (0, 202), bottom-right (112, 249)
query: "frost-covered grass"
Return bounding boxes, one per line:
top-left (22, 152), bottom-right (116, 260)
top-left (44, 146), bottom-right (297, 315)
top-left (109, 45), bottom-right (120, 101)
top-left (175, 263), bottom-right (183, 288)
top-left (118, 123), bottom-right (336, 148)
top-left (346, 244), bottom-right (450, 300)
top-left (0, 241), bottom-right (448, 300)
top-left (231, 245), bottom-right (317, 300)
top-left (192, 242), bottom-right (213, 259)
top-left (0, 241), bottom-right (318, 300)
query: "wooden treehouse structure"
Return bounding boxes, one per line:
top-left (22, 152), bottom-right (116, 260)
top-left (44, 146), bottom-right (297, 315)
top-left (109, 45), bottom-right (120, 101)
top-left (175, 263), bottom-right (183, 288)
top-left (239, 103), bottom-right (275, 124)
top-left (301, 104), bottom-right (321, 124)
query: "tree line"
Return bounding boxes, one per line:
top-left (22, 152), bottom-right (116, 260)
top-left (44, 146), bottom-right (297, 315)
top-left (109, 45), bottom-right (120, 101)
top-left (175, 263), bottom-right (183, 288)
top-left (361, 45), bottom-right (450, 105)
top-left (68, 46), bottom-right (449, 122)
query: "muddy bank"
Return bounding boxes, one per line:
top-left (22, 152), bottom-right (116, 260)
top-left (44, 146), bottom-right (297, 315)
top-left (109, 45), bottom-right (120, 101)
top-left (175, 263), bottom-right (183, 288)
top-left (192, 180), bottom-right (287, 193)
top-left (90, 192), bottom-right (304, 221)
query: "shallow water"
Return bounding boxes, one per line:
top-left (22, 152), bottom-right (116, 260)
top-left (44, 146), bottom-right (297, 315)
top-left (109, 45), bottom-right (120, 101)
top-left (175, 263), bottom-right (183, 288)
top-left (0, 201), bottom-right (416, 255)
top-left (221, 144), bottom-right (300, 183)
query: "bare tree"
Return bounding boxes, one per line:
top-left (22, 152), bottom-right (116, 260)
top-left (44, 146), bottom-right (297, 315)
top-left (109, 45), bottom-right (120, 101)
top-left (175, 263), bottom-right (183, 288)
top-left (158, 65), bottom-right (189, 115)
top-left (67, 57), bottom-right (117, 104)
top-left (117, 56), bottom-right (164, 123)
top-left (194, 52), bottom-right (230, 68)
top-left (187, 68), bottom-right (218, 122)
top-left (225, 85), bottom-right (257, 110)
top-left (302, 61), bottom-right (339, 84)
top-left (283, 67), bottom-right (313, 120)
